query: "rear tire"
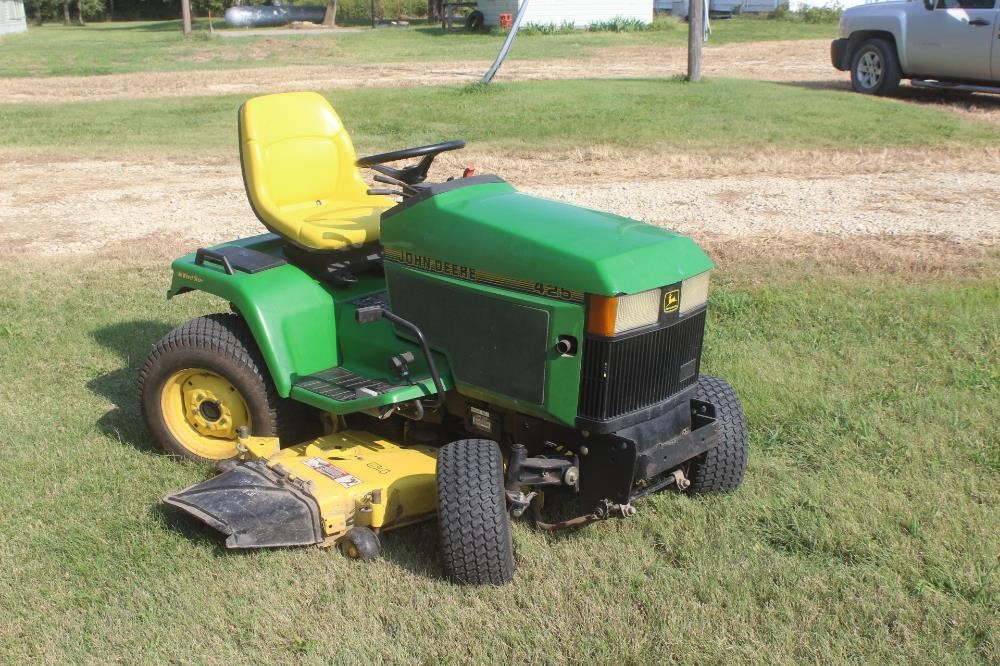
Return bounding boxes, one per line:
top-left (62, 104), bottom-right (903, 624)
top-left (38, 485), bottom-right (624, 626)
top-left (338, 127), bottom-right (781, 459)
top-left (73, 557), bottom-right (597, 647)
top-left (436, 439), bottom-right (515, 585)
top-left (686, 375), bottom-right (748, 494)
top-left (850, 38), bottom-right (901, 96)
top-left (139, 313), bottom-right (311, 462)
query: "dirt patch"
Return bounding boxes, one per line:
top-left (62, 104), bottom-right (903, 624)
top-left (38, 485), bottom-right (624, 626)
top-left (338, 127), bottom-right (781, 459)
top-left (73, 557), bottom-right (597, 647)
top-left (2, 148), bottom-right (996, 265)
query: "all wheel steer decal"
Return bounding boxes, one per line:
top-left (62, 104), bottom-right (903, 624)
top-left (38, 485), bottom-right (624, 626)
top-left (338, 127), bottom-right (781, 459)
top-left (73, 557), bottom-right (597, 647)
top-left (302, 458), bottom-right (363, 488)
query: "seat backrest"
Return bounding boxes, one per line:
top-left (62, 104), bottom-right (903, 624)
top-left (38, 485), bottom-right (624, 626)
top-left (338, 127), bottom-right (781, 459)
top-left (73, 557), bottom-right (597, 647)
top-left (239, 92), bottom-right (371, 233)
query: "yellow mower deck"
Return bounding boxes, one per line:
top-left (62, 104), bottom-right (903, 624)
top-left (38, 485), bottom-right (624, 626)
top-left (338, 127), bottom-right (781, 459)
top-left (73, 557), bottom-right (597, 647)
top-left (164, 429), bottom-right (438, 549)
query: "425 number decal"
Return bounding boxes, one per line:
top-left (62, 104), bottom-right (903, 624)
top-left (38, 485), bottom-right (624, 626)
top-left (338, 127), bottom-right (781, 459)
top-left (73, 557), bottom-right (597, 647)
top-left (533, 282), bottom-right (575, 301)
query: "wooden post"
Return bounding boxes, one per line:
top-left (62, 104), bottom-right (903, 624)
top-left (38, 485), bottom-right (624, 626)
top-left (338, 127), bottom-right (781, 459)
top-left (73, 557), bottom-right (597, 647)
top-left (181, 0), bottom-right (192, 36)
top-left (687, 0), bottom-right (703, 82)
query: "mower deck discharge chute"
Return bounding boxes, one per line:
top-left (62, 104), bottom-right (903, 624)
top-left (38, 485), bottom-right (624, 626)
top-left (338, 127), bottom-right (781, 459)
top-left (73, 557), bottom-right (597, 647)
top-left (141, 91), bottom-right (749, 584)
top-left (165, 429), bottom-right (436, 554)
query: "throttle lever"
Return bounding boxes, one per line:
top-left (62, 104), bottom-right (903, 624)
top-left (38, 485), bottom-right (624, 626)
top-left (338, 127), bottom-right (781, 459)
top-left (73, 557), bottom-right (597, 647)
top-left (373, 173), bottom-right (421, 194)
top-left (367, 188), bottom-right (399, 196)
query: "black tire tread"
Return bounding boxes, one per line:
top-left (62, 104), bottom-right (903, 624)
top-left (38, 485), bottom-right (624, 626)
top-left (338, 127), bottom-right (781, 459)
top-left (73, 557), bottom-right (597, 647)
top-left (851, 38), bottom-right (901, 97)
top-left (687, 375), bottom-right (748, 494)
top-left (340, 526), bottom-right (381, 561)
top-left (436, 439), bottom-right (515, 585)
top-left (138, 313), bottom-right (306, 460)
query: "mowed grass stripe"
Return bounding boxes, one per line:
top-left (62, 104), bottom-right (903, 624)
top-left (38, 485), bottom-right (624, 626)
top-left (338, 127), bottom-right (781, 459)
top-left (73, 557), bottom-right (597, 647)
top-left (1, 78), bottom-right (998, 156)
top-left (0, 258), bottom-right (996, 662)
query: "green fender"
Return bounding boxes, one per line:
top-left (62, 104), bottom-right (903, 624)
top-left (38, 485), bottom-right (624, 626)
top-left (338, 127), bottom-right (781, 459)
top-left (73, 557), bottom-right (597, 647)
top-left (166, 235), bottom-right (338, 397)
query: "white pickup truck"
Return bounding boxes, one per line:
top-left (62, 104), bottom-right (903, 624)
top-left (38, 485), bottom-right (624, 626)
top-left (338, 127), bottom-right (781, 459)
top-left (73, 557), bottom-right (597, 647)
top-left (831, 0), bottom-right (1000, 95)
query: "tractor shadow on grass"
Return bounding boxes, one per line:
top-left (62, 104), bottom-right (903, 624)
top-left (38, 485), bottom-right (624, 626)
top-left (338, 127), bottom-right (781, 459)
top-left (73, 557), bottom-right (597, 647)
top-left (88, 320), bottom-right (174, 455)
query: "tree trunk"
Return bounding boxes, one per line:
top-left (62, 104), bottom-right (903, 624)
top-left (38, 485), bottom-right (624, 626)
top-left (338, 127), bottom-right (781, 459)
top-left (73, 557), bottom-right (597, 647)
top-left (63, 0), bottom-right (70, 25)
top-left (108, 0), bottom-right (114, 22)
top-left (181, 0), bottom-right (192, 36)
top-left (427, 0), bottom-right (440, 21)
top-left (322, 0), bottom-right (337, 26)
top-left (76, 0), bottom-right (85, 25)
top-left (34, 6), bottom-right (44, 25)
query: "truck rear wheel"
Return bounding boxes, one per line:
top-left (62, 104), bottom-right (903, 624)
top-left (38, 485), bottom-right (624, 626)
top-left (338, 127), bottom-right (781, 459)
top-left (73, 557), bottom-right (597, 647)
top-left (686, 376), bottom-right (748, 494)
top-left (436, 439), bottom-right (515, 585)
top-left (850, 38), bottom-right (901, 96)
top-left (139, 313), bottom-right (309, 462)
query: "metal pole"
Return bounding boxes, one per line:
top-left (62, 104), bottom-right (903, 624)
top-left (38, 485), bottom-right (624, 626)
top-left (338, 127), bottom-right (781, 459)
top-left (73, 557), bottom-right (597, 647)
top-left (480, 0), bottom-right (531, 84)
top-left (371, 0), bottom-right (376, 29)
top-left (687, 0), bottom-right (703, 82)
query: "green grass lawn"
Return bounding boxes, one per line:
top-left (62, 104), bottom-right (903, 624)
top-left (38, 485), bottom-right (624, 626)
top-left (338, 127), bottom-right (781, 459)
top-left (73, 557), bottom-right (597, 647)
top-left (0, 17), bottom-right (836, 78)
top-left (2, 77), bottom-right (998, 157)
top-left (0, 255), bottom-right (996, 662)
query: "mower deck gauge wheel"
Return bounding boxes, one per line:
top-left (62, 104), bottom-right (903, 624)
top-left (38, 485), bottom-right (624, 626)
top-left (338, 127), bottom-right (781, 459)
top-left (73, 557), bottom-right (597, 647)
top-left (338, 527), bottom-right (381, 561)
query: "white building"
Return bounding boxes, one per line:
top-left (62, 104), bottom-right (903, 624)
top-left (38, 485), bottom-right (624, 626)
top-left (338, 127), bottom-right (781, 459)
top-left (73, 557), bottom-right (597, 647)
top-left (477, 0), bottom-right (654, 28)
top-left (0, 0), bottom-right (27, 34)
top-left (662, 0), bottom-right (788, 16)
top-left (661, 0), bottom-right (881, 15)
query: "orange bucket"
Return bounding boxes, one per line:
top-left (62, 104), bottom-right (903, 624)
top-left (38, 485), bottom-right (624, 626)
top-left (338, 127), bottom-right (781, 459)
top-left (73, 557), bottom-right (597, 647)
top-left (499, 13), bottom-right (513, 29)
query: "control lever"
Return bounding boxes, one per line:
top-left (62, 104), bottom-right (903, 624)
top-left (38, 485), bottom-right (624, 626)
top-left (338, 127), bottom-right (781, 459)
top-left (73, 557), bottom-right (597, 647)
top-left (374, 173), bottom-right (421, 195)
top-left (367, 188), bottom-right (398, 196)
top-left (390, 351), bottom-right (416, 384)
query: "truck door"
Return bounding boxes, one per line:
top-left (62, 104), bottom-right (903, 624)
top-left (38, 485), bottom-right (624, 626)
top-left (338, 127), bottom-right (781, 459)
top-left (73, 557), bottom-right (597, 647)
top-left (907, 0), bottom-right (996, 81)
top-left (993, 7), bottom-right (1000, 80)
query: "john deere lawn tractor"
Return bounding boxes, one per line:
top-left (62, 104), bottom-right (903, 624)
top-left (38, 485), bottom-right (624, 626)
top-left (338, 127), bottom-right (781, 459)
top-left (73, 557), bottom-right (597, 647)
top-left (140, 91), bottom-right (748, 584)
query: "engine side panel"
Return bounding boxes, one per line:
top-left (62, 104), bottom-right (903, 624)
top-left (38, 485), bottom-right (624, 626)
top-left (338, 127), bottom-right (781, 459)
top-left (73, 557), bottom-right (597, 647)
top-left (385, 263), bottom-right (584, 426)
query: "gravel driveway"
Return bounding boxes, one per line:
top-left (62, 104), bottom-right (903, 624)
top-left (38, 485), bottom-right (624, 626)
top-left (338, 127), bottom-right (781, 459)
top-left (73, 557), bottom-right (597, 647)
top-left (2, 149), bottom-right (995, 259)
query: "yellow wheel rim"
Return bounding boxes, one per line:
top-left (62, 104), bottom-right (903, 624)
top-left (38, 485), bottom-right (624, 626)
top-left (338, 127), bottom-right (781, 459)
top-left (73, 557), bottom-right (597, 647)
top-left (160, 368), bottom-right (252, 460)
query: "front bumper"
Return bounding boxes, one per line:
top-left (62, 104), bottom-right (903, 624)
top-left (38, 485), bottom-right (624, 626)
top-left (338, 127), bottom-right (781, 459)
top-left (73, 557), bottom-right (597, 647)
top-left (831, 38), bottom-right (850, 71)
top-left (577, 393), bottom-right (718, 512)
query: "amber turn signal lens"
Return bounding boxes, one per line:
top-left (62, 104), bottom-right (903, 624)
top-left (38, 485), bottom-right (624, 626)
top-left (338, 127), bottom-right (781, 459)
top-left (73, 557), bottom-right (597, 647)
top-left (586, 295), bottom-right (618, 337)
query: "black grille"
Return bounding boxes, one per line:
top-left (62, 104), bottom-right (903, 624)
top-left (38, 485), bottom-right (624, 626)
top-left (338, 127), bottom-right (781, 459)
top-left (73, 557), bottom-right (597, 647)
top-left (578, 311), bottom-right (706, 422)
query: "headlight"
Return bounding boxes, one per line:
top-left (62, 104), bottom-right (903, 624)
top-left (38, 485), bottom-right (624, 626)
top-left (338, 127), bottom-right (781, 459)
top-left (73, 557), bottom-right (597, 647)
top-left (586, 272), bottom-right (710, 337)
top-left (679, 271), bottom-right (710, 314)
top-left (587, 288), bottom-right (661, 336)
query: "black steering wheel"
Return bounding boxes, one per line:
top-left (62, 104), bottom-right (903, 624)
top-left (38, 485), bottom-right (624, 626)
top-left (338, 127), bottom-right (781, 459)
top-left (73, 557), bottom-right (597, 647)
top-left (355, 139), bottom-right (465, 186)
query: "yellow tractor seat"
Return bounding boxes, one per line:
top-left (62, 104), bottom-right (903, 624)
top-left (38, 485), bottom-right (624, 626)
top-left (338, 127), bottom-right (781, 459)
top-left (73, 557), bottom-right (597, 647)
top-left (238, 92), bottom-right (394, 252)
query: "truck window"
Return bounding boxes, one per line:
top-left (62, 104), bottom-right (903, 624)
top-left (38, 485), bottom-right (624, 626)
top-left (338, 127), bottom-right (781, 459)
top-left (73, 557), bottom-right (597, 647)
top-left (935, 0), bottom-right (995, 8)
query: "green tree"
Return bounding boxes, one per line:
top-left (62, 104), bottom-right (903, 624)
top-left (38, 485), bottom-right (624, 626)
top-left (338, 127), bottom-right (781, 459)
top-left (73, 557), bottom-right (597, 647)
top-left (76, 0), bottom-right (104, 24)
top-left (24, 0), bottom-right (60, 24)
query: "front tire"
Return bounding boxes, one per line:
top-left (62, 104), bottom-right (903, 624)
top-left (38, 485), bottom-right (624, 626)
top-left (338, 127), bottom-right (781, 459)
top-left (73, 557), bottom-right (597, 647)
top-left (850, 38), bottom-right (901, 96)
top-left (138, 313), bottom-right (307, 462)
top-left (687, 376), bottom-right (749, 494)
top-left (436, 439), bottom-right (515, 585)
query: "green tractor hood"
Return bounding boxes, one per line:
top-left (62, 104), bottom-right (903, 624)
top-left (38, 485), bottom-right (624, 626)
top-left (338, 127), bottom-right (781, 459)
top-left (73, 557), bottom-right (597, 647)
top-left (380, 177), bottom-right (713, 297)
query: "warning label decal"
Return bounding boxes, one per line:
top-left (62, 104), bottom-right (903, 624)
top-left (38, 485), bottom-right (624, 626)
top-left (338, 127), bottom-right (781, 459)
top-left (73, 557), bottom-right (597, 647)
top-left (302, 458), bottom-right (363, 488)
